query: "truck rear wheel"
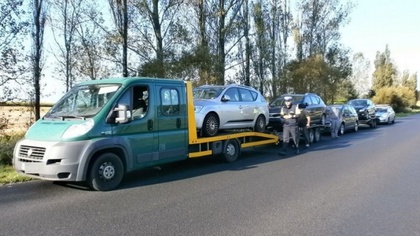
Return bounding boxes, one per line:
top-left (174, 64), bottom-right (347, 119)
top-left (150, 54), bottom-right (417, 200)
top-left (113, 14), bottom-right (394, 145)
top-left (88, 153), bottom-right (124, 191)
top-left (221, 139), bottom-right (240, 163)
top-left (308, 129), bottom-right (314, 143)
top-left (314, 128), bottom-right (321, 142)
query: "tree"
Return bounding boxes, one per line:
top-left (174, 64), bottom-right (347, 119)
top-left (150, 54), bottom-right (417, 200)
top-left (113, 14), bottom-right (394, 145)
top-left (31, 0), bottom-right (48, 120)
top-left (372, 45), bottom-right (396, 91)
top-left (350, 52), bottom-right (371, 98)
top-left (0, 0), bottom-right (29, 102)
top-left (296, 0), bottom-right (354, 58)
top-left (75, 1), bottom-right (110, 80)
top-left (251, 1), bottom-right (270, 94)
top-left (401, 71), bottom-right (417, 91)
top-left (49, 0), bottom-right (84, 92)
top-left (108, 0), bottom-right (129, 77)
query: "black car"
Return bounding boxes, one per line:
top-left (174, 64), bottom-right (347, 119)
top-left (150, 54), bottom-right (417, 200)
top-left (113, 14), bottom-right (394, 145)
top-left (327, 104), bottom-right (359, 135)
top-left (347, 99), bottom-right (377, 127)
top-left (268, 93), bottom-right (327, 131)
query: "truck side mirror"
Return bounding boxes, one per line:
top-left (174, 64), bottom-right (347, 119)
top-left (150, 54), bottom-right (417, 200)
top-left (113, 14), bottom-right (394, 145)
top-left (114, 104), bottom-right (130, 124)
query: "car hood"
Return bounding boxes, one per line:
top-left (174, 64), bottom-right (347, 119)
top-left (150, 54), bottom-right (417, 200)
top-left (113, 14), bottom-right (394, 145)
top-left (352, 105), bottom-right (367, 111)
top-left (269, 106), bottom-right (281, 117)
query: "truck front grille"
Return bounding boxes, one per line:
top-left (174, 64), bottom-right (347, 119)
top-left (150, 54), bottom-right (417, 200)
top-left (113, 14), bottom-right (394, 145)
top-left (18, 145), bottom-right (46, 162)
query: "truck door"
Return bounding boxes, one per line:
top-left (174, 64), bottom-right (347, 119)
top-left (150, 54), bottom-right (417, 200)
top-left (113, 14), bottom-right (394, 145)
top-left (155, 84), bottom-right (188, 162)
top-left (111, 84), bottom-right (159, 168)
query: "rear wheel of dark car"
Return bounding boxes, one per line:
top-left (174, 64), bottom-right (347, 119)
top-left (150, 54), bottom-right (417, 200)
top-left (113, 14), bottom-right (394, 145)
top-left (320, 114), bottom-right (326, 126)
top-left (314, 128), bottom-right (321, 142)
top-left (339, 123), bottom-right (345, 136)
top-left (308, 129), bottom-right (314, 143)
top-left (369, 119), bottom-right (377, 128)
top-left (254, 115), bottom-right (266, 133)
top-left (203, 113), bottom-right (219, 137)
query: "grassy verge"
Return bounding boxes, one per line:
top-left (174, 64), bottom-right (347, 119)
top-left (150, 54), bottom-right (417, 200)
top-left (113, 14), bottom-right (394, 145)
top-left (0, 165), bottom-right (32, 185)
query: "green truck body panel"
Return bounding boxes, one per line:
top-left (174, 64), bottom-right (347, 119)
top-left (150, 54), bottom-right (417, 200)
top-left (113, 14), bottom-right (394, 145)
top-left (13, 77), bottom-right (189, 182)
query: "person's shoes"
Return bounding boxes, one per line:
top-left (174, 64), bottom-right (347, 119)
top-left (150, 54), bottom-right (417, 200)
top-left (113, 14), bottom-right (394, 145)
top-left (305, 144), bottom-right (310, 147)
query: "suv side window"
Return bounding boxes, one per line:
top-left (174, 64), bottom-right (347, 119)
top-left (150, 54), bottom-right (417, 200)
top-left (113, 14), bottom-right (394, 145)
top-left (311, 95), bottom-right (320, 105)
top-left (303, 95), bottom-right (313, 106)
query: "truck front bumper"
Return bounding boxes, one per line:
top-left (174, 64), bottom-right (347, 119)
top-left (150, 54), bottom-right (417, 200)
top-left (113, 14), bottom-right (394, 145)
top-left (13, 139), bottom-right (92, 181)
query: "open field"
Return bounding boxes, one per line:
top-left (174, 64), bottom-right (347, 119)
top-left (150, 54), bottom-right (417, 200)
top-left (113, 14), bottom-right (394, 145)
top-left (0, 106), bottom-right (50, 135)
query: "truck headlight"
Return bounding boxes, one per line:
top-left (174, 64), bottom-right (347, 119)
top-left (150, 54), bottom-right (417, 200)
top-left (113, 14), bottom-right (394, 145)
top-left (62, 119), bottom-right (95, 139)
top-left (194, 105), bottom-right (203, 113)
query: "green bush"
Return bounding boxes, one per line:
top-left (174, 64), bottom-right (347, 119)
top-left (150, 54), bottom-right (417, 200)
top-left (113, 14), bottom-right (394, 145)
top-left (0, 133), bottom-right (24, 165)
top-left (372, 87), bottom-right (416, 112)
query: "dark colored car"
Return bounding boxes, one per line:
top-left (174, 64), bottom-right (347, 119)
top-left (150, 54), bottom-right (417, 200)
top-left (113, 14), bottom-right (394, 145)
top-left (268, 93), bottom-right (327, 131)
top-left (347, 98), bottom-right (377, 127)
top-left (327, 104), bottom-right (359, 135)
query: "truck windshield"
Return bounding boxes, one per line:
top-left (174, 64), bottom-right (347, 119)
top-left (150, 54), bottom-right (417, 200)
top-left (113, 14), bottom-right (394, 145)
top-left (45, 84), bottom-right (120, 119)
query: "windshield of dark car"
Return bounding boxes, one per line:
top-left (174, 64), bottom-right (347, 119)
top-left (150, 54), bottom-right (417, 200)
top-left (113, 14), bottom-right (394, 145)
top-left (349, 100), bottom-right (367, 106)
top-left (270, 95), bottom-right (304, 107)
top-left (193, 87), bottom-right (224, 99)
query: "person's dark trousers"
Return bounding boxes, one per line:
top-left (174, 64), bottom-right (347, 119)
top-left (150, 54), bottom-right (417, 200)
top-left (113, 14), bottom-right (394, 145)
top-left (279, 125), bottom-right (299, 155)
top-left (301, 126), bottom-right (310, 146)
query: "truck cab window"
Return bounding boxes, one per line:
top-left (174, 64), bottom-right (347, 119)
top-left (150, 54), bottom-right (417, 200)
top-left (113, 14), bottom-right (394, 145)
top-left (132, 86), bottom-right (149, 119)
top-left (161, 87), bottom-right (180, 115)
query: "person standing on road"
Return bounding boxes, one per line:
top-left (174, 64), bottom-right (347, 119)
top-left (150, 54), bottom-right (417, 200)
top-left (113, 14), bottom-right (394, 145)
top-left (298, 105), bottom-right (311, 147)
top-left (329, 106), bottom-right (341, 139)
top-left (278, 96), bottom-right (301, 156)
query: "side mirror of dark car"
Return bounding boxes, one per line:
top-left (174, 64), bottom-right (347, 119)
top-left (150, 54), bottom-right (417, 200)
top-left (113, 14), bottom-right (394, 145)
top-left (298, 103), bottom-right (306, 109)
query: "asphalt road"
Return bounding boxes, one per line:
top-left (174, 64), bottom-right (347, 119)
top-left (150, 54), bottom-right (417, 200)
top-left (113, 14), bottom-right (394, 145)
top-left (1, 115), bottom-right (420, 236)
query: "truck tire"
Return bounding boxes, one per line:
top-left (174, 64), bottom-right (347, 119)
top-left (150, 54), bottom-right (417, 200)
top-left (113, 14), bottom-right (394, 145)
top-left (221, 139), bottom-right (240, 163)
top-left (320, 114), bottom-right (326, 126)
top-left (203, 113), bottom-right (219, 137)
top-left (88, 153), bottom-right (124, 191)
top-left (314, 128), bottom-right (321, 143)
top-left (308, 129), bottom-right (314, 143)
top-left (254, 115), bottom-right (266, 133)
top-left (339, 123), bottom-right (345, 136)
top-left (369, 119), bottom-right (377, 128)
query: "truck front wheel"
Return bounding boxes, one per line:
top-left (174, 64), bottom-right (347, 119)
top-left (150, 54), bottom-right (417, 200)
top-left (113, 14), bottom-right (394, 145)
top-left (221, 139), bottom-right (240, 163)
top-left (88, 153), bottom-right (124, 191)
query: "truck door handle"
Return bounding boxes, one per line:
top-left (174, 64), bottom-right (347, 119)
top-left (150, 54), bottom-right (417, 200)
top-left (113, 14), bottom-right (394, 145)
top-left (148, 120), bottom-right (153, 131)
top-left (176, 118), bottom-right (181, 128)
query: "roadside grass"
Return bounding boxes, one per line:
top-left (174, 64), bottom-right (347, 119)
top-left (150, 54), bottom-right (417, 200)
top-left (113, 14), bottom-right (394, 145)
top-left (0, 165), bottom-right (32, 185)
top-left (396, 109), bottom-right (420, 117)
